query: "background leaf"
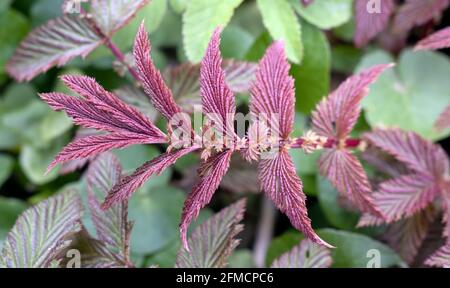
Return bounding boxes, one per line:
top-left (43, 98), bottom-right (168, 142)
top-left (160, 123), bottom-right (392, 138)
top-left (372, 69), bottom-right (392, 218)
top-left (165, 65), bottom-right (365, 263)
top-left (0, 189), bottom-right (82, 268)
top-left (356, 50), bottom-right (450, 140)
top-left (268, 228), bottom-right (405, 268)
top-left (182, 0), bottom-right (244, 63)
top-left (291, 0), bottom-right (353, 30)
top-left (291, 20), bottom-right (330, 114)
top-left (257, 0), bottom-right (303, 64)
top-left (176, 199), bottom-right (246, 268)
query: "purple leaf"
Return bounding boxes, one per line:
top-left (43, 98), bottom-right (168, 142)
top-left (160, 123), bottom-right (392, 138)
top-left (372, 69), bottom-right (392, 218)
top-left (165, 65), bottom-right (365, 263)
top-left (60, 75), bottom-right (163, 137)
top-left (176, 199), bottom-right (246, 268)
top-left (434, 104), bottom-right (450, 131)
top-left (425, 244), bottom-right (450, 267)
top-left (133, 23), bottom-right (183, 121)
top-left (40, 75), bottom-right (167, 171)
top-left (114, 85), bottom-right (158, 121)
top-left (384, 207), bottom-right (436, 264)
top-left (319, 149), bottom-right (381, 216)
top-left (416, 27), bottom-right (450, 50)
top-left (180, 150), bottom-right (233, 250)
top-left (60, 128), bottom-right (99, 174)
top-left (364, 128), bottom-right (449, 179)
top-left (271, 239), bottom-right (332, 268)
top-left (354, 0), bottom-right (395, 47)
top-left (0, 189), bottom-right (83, 268)
top-left (260, 150), bottom-right (332, 248)
top-left (372, 173), bottom-right (439, 223)
top-left (164, 61), bottom-right (257, 113)
top-left (49, 132), bottom-right (153, 172)
top-left (392, 0), bottom-right (450, 33)
top-left (87, 153), bottom-right (132, 264)
top-left (90, 0), bottom-right (149, 36)
top-left (201, 28), bottom-right (237, 139)
top-left (102, 147), bottom-right (198, 209)
top-left (6, 15), bottom-right (102, 82)
top-left (312, 64), bottom-right (393, 140)
top-left (250, 41), bottom-right (295, 139)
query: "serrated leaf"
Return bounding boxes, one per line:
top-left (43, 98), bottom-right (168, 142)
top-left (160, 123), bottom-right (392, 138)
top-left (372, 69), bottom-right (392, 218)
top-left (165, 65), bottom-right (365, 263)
top-left (271, 239), bottom-right (332, 268)
top-left (364, 128), bottom-right (449, 179)
top-left (392, 0), bottom-right (449, 33)
top-left (384, 208), bottom-right (436, 264)
top-left (317, 176), bottom-right (361, 230)
top-left (176, 199), bottom-right (246, 268)
top-left (164, 60), bottom-right (257, 113)
top-left (435, 104), bottom-right (450, 131)
top-left (0, 197), bottom-right (27, 250)
top-left (7, 15), bottom-right (102, 81)
top-left (354, 0), bottom-right (395, 47)
top-left (182, 0), bottom-right (244, 63)
top-left (90, 0), bottom-right (150, 37)
top-left (114, 85), bottom-right (158, 121)
top-left (356, 49), bottom-right (450, 140)
top-left (425, 244), bottom-right (450, 267)
top-left (416, 27), bottom-right (450, 51)
top-left (257, 0), bottom-right (303, 64)
top-left (0, 189), bottom-right (83, 268)
top-left (87, 153), bottom-right (132, 265)
top-left (290, 0), bottom-right (353, 30)
top-left (318, 149), bottom-right (380, 216)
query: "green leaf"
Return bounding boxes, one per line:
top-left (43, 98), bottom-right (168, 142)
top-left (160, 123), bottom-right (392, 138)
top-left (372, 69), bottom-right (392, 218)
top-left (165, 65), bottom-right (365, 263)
top-left (30, 0), bottom-right (64, 26)
top-left (221, 25), bottom-right (255, 60)
top-left (356, 50), bottom-right (450, 140)
top-left (228, 249), bottom-right (255, 268)
top-left (19, 137), bottom-right (67, 185)
top-left (182, 0), bottom-right (244, 63)
top-left (0, 197), bottom-right (27, 250)
top-left (1, 83), bottom-right (72, 148)
top-left (317, 176), bottom-right (360, 230)
top-left (0, 0), bottom-right (12, 13)
top-left (290, 0), bottom-right (353, 30)
top-left (268, 229), bottom-right (405, 268)
top-left (317, 229), bottom-right (405, 268)
top-left (291, 20), bottom-right (330, 114)
top-left (129, 186), bottom-right (186, 254)
top-left (0, 9), bottom-right (30, 76)
top-left (175, 199), bottom-right (246, 268)
top-left (145, 209), bottom-right (212, 267)
top-left (0, 154), bottom-right (14, 188)
top-left (331, 45), bottom-right (363, 74)
top-left (245, 31), bottom-right (272, 62)
top-left (113, 145), bottom-right (172, 190)
top-left (169, 0), bottom-right (190, 14)
top-left (257, 0), bottom-right (303, 64)
top-left (0, 189), bottom-right (83, 268)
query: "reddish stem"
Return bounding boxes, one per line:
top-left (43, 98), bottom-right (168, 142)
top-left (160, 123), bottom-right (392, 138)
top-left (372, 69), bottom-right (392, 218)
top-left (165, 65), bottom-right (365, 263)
top-left (78, 7), bottom-right (141, 81)
top-left (292, 137), bottom-right (362, 150)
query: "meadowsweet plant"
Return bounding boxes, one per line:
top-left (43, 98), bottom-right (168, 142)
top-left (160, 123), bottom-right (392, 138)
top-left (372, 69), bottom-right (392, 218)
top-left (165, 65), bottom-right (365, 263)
top-left (1, 0), bottom-right (450, 269)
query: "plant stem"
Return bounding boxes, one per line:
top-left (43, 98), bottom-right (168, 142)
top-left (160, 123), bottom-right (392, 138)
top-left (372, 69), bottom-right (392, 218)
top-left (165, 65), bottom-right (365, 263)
top-left (253, 197), bottom-right (276, 268)
top-left (78, 7), bottom-right (141, 81)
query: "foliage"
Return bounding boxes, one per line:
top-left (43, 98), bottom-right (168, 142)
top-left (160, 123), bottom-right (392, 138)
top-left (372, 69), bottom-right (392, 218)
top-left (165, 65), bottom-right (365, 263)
top-left (0, 0), bottom-right (449, 268)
